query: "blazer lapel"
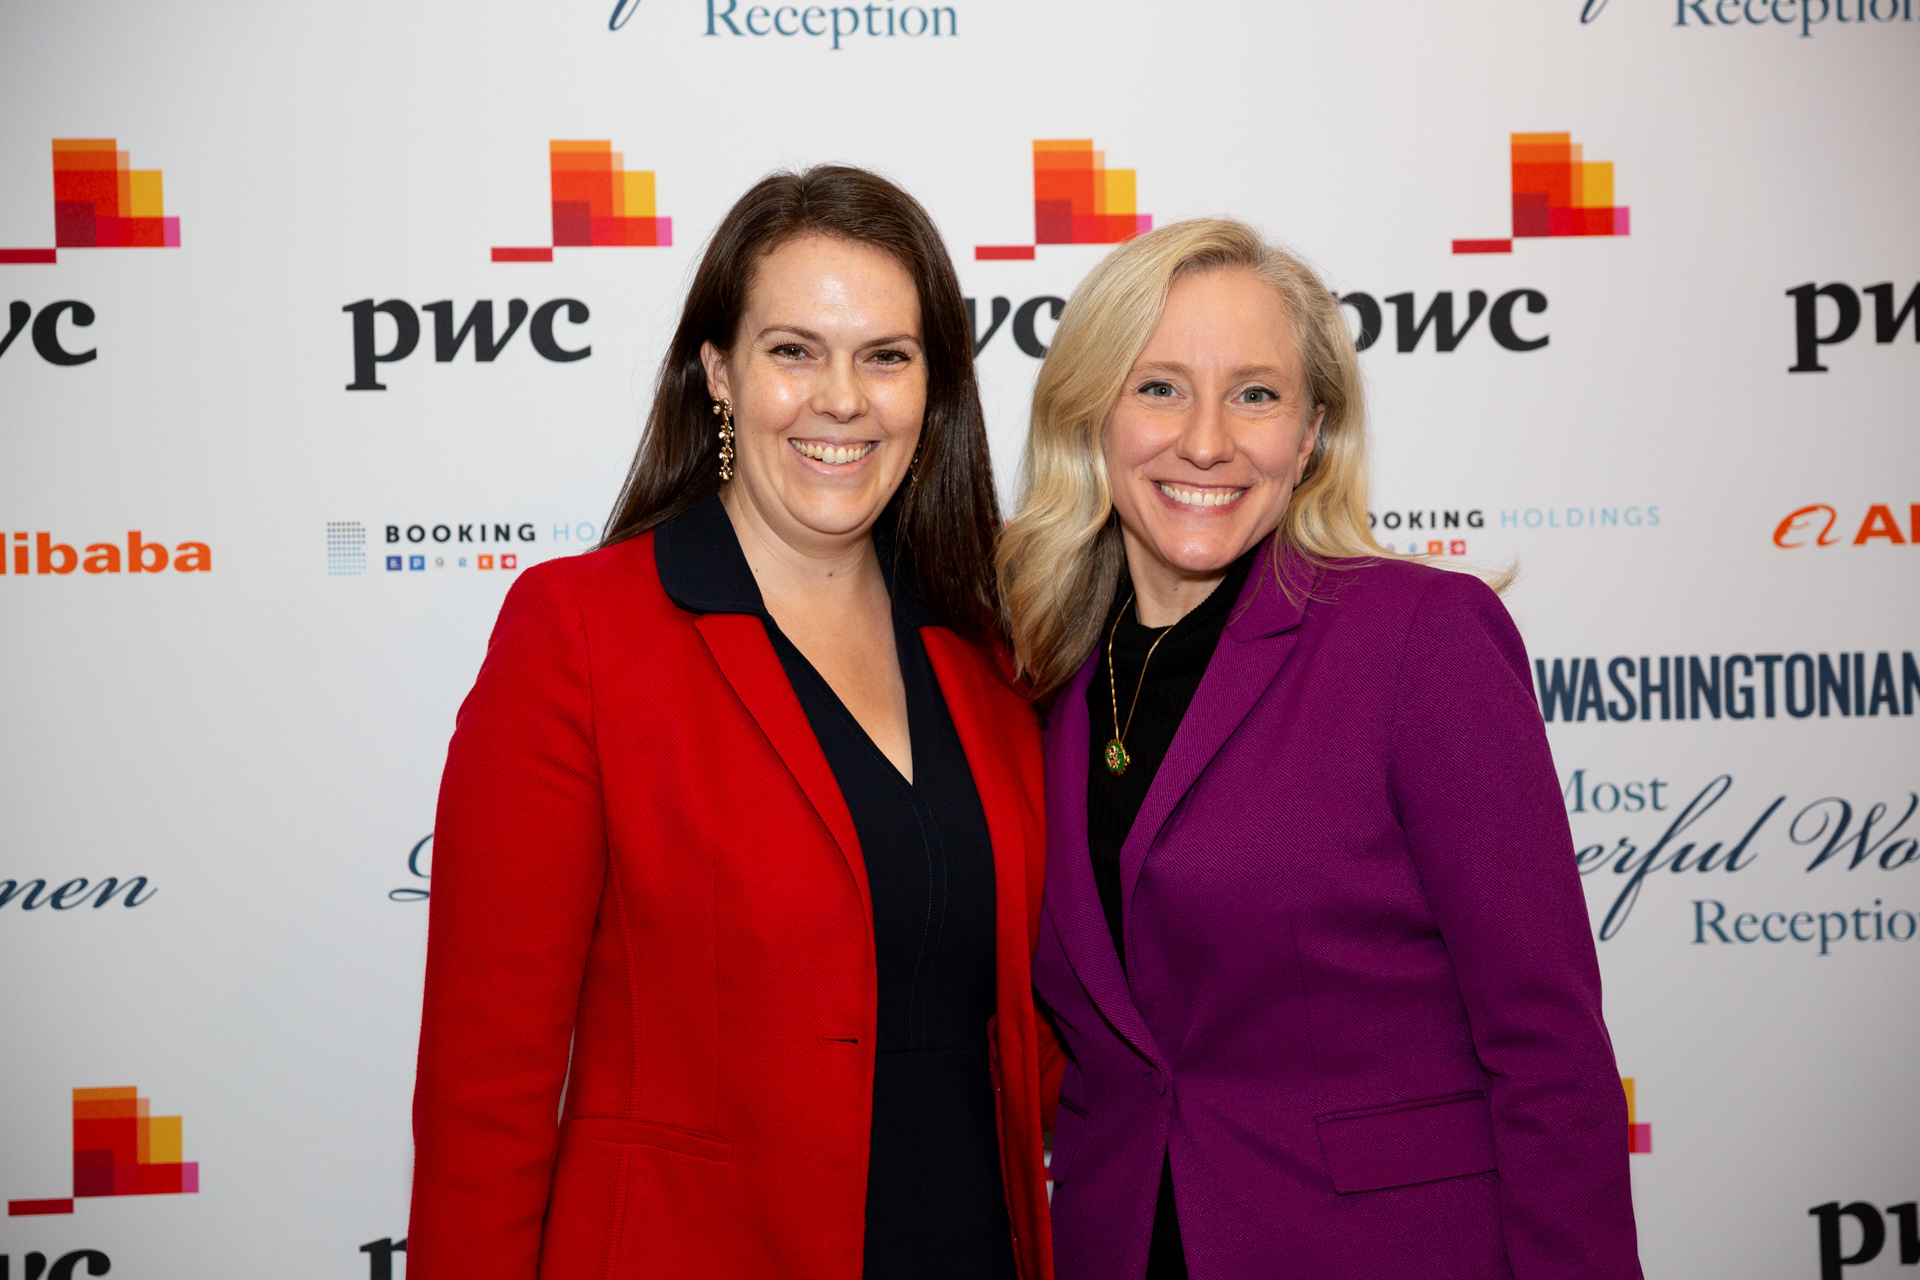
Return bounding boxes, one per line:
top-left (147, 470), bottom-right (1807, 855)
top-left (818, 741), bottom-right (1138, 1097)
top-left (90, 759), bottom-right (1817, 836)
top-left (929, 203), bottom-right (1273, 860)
top-left (1117, 543), bottom-right (1312, 938)
top-left (1045, 648), bottom-right (1166, 1069)
top-left (693, 612), bottom-right (871, 916)
top-left (921, 630), bottom-right (1034, 950)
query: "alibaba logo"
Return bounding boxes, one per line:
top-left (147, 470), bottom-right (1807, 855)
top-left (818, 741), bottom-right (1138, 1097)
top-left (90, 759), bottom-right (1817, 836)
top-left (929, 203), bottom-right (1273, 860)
top-left (3, 531), bottom-right (210, 576)
top-left (1774, 503), bottom-right (1917, 547)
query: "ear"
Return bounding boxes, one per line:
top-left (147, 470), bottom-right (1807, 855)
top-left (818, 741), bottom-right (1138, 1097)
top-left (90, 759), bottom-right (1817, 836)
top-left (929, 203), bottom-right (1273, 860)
top-left (700, 340), bottom-right (733, 404)
top-left (1296, 405), bottom-right (1325, 478)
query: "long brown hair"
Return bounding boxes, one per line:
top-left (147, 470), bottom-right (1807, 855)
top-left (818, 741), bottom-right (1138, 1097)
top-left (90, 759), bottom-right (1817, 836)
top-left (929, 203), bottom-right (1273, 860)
top-left (602, 165), bottom-right (1001, 639)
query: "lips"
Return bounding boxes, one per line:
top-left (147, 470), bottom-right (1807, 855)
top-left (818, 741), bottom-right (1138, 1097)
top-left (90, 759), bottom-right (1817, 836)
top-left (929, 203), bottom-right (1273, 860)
top-left (790, 440), bottom-right (877, 466)
top-left (1155, 482), bottom-right (1246, 509)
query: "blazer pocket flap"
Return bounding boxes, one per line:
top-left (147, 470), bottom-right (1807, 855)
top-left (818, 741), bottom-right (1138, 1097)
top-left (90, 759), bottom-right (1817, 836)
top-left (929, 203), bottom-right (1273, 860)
top-left (568, 1115), bottom-right (733, 1163)
top-left (1315, 1091), bottom-right (1495, 1194)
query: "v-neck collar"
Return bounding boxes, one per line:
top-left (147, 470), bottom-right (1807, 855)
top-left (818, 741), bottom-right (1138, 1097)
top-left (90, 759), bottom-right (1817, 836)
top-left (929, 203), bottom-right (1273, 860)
top-left (654, 492), bottom-right (938, 632)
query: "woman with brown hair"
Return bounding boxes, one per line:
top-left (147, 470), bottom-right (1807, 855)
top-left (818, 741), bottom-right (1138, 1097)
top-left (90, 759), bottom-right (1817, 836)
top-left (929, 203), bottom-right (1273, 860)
top-left (407, 166), bottom-right (1055, 1280)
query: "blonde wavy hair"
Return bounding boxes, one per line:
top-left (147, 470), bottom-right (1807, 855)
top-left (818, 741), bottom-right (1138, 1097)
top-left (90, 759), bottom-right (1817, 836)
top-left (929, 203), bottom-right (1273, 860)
top-left (998, 217), bottom-right (1408, 697)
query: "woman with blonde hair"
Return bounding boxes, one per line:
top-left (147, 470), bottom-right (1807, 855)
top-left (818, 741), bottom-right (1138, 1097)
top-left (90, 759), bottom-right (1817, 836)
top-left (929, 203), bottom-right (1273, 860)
top-left (1001, 218), bottom-right (1640, 1280)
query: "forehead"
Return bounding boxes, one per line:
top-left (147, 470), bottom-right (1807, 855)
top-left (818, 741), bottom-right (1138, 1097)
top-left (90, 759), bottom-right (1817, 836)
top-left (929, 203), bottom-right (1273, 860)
top-left (745, 234), bottom-right (920, 325)
top-left (1142, 266), bottom-right (1297, 369)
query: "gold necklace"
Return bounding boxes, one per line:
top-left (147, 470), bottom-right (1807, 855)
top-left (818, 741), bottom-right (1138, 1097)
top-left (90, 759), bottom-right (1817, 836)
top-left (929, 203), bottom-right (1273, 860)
top-left (1104, 591), bottom-right (1171, 776)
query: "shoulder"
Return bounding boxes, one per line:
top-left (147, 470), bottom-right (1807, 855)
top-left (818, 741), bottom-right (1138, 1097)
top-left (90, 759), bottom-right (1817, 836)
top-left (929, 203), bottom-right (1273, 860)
top-left (499, 532), bottom-right (676, 625)
top-left (1310, 556), bottom-right (1507, 631)
top-left (480, 534), bottom-right (689, 678)
top-left (1302, 557), bottom-right (1526, 685)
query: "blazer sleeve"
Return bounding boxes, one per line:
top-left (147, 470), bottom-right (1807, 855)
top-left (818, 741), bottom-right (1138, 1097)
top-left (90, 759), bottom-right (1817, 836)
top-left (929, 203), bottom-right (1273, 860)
top-left (1385, 571), bottom-right (1642, 1280)
top-left (408, 563), bottom-right (609, 1280)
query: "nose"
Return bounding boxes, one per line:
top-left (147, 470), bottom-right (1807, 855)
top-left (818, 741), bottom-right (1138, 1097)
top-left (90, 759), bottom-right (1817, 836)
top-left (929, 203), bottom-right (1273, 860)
top-left (812, 351), bottom-right (867, 424)
top-left (1174, 396), bottom-right (1232, 469)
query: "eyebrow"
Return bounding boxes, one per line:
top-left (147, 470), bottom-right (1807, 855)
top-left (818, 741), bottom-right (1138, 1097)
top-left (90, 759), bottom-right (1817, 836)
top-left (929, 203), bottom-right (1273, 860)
top-left (756, 325), bottom-right (922, 348)
top-left (1128, 360), bottom-right (1291, 380)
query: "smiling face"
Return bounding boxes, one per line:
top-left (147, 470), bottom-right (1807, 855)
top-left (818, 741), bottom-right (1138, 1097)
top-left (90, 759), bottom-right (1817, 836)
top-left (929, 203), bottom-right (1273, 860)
top-left (1103, 266), bottom-right (1322, 621)
top-left (702, 234), bottom-right (926, 559)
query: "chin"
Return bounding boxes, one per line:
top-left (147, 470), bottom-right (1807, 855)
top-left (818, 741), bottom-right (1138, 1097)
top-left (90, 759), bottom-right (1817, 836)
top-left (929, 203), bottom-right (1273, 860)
top-left (786, 490), bottom-right (894, 538)
top-left (1148, 522), bottom-right (1261, 576)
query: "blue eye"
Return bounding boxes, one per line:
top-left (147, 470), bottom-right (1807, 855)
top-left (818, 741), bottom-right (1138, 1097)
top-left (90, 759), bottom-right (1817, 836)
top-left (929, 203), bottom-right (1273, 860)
top-left (1139, 381), bottom-right (1176, 397)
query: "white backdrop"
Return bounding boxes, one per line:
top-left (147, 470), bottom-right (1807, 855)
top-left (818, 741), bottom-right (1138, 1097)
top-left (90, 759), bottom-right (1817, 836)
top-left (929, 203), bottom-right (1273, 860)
top-left (2, 0), bottom-right (1915, 1276)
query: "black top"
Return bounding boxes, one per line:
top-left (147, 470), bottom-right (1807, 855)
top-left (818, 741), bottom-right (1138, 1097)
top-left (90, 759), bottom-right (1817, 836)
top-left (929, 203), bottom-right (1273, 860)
top-left (1082, 545), bottom-right (1256, 1280)
top-left (657, 496), bottom-right (1015, 1280)
top-left (1085, 547), bottom-right (1256, 965)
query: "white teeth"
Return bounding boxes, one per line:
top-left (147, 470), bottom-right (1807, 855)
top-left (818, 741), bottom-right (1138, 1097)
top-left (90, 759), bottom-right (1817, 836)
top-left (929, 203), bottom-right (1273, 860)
top-left (791, 440), bottom-right (876, 466)
top-left (1156, 482), bottom-right (1245, 509)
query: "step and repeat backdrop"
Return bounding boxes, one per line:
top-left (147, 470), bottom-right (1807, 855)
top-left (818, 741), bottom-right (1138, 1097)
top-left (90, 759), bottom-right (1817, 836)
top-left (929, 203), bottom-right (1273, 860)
top-left (1, 0), bottom-right (1914, 1276)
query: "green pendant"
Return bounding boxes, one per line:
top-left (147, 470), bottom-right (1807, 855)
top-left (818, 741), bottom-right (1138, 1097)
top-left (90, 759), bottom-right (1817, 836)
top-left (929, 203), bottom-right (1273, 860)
top-left (1104, 739), bottom-right (1130, 775)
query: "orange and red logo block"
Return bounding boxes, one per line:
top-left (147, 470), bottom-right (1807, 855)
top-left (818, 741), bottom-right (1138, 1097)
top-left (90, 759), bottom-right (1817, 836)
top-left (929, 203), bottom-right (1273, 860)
top-left (9, 1088), bottom-right (199, 1216)
top-left (1, 140), bottom-right (181, 265)
top-left (976, 139), bottom-right (1153, 261)
top-left (1455, 133), bottom-right (1630, 255)
top-left (1624, 1078), bottom-right (1652, 1155)
top-left (493, 141), bottom-right (672, 262)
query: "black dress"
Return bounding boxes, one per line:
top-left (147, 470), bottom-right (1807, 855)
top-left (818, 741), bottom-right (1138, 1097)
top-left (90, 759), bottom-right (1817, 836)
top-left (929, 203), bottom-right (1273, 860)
top-left (656, 496), bottom-right (1017, 1280)
top-left (1084, 548), bottom-right (1257, 1280)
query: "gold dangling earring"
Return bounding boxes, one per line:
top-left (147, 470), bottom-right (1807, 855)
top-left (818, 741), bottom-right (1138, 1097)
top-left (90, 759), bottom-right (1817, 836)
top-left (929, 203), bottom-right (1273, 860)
top-left (712, 398), bottom-right (735, 482)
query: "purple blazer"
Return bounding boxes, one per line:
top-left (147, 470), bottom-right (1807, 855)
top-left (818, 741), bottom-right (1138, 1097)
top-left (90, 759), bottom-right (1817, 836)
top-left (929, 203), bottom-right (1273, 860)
top-left (1033, 546), bottom-right (1641, 1280)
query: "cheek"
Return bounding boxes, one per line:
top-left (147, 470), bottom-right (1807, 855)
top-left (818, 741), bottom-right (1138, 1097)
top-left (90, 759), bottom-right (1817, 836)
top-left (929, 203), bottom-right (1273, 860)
top-left (1246, 420), bottom-right (1311, 478)
top-left (1103, 406), bottom-right (1166, 474)
top-left (874, 372), bottom-right (929, 437)
top-left (742, 373), bottom-right (804, 429)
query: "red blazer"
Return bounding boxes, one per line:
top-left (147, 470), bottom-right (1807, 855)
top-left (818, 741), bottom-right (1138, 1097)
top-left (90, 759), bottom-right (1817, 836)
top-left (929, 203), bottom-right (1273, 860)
top-left (408, 532), bottom-right (1057, 1280)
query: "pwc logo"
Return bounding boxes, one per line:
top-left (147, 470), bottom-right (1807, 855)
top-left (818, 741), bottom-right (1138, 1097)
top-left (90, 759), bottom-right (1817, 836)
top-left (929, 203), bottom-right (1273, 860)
top-left (1810, 1201), bottom-right (1918, 1280)
top-left (0, 300), bottom-right (97, 366)
top-left (343, 141), bottom-right (656, 390)
top-left (2, 139), bottom-right (183, 367)
top-left (974, 140), bottom-right (1153, 261)
top-left (0, 1251), bottom-right (112, 1280)
top-left (959, 139), bottom-right (1550, 359)
top-left (342, 298), bottom-right (589, 390)
top-left (1775, 503), bottom-right (1918, 548)
top-left (1622, 1077), bottom-right (1651, 1155)
top-left (491, 140), bottom-right (673, 261)
top-left (1453, 132), bottom-right (1630, 256)
top-left (8, 1087), bottom-right (199, 1218)
top-left (963, 138), bottom-right (1153, 359)
top-left (1787, 280), bottom-right (1918, 372)
top-left (2, 531), bottom-right (209, 577)
top-left (0, 139), bottom-right (181, 264)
